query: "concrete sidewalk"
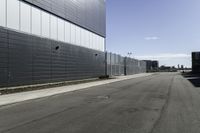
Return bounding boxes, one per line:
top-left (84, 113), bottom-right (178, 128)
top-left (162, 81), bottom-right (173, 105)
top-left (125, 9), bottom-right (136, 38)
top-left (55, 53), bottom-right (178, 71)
top-left (0, 73), bottom-right (152, 107)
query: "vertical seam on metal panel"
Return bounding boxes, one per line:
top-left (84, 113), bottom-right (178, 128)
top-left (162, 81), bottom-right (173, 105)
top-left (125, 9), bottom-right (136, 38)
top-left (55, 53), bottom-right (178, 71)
top-left (40, 10), bottom-right (42, 36)
top-left (5, 0), bottom-right (7, 27)
top-left (30, 6), bottom-right (32, 34)
top-left (19, 1), bottom-right (21, 31)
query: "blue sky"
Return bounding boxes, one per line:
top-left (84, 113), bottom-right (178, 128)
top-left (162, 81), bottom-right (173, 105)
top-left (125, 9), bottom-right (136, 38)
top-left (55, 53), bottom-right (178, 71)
top-left (106, 0), bottom-right (200, 67)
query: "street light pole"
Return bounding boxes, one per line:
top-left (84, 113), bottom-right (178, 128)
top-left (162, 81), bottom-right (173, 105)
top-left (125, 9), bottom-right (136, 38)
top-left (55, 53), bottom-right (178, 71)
top-left (127, 52), bottom-right (132, 58)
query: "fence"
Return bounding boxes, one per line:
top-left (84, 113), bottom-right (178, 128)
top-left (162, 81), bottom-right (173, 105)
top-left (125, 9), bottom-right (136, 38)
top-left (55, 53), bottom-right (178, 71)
top-left (106, 52), bottom-right (146, 76)
top-left (106, 53), bottom-right (125, 76)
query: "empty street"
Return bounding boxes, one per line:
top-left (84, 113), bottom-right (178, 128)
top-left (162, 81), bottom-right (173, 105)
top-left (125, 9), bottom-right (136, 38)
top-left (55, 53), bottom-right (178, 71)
top-left (0, 73), bottom-right (200, 133)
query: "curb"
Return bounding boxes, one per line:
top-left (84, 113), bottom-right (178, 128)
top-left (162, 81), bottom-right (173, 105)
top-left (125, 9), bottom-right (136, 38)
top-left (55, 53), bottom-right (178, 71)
top-left (0, 73), bottom-right (153, 107)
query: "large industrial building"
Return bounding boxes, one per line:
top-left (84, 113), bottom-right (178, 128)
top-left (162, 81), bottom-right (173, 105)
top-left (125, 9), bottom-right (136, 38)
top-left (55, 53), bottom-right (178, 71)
top-left (192, 52), bottom-right (200, 73)
top-left (0, 0), bottom-right (106, 87)
top-left (143, 60), bottom-right (159, 72)
top-left (0, 0), bottom-right (147, 88)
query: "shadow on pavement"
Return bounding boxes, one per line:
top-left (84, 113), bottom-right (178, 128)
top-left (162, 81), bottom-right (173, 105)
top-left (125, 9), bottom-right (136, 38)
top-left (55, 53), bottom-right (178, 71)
top-left (182, 72), bottom-right (200, 87)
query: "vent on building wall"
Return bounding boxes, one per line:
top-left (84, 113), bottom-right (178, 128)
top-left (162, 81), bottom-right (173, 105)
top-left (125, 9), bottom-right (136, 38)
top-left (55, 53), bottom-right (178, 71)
top-left (55, 46), bottom-right (60, 50)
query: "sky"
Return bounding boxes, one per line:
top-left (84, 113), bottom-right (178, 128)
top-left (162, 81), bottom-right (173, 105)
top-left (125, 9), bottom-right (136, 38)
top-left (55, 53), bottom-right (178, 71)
top-left (106, 0), bottom-right (200, 68)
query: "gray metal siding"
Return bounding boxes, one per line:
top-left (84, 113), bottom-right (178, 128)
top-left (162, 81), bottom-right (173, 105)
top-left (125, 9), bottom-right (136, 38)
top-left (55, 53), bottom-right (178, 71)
top-left (22, 0), bottom-right (106, 37)
top-left (8, 30), bottom-right (33, 86)
top-left (0, 28), bottom-right (8, 87)
top-left (32, 37), bottom-right (52, 84)
top-left (192, 52), bottom-right (200, 73)
top-left (124, 57), bottom-right (146, 75)
top-left (0, 27), bottom-right (105, 88)
top-left (106, 52), bottom-right (146, 76)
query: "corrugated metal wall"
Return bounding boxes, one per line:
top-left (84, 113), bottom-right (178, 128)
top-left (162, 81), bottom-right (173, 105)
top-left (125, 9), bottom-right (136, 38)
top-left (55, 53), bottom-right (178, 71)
top-left (192, 52), bottom-right (200, 73)
top-left (0, 27), bottom-right (105, 88)
top-left (106, 53), bottom-right (125, 76)
top-left (143, 60), bottom-right (159, 72)
top-left (0, 28), bottom-right (8, 87)
top-left (106, 52), bottom-right (146, 76)
top-left (22, 0), bottom-right (106, 37)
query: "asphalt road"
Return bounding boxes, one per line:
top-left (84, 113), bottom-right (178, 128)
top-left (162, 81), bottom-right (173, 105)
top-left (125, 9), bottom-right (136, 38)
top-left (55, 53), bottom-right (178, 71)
top-left (0, 73), bottom-right (200, 133)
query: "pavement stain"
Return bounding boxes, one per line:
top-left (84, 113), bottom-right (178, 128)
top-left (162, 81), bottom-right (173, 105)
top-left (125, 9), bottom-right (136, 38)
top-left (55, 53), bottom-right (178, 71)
top-left (115, 107), bottom-right (140, 115)
top-left (84, 95), bottom-right (111, 104)
top-left (152, 94), bottom-right (167, 100)
top-left (114, 106), bottom-right (161, 116)
top-left (97, 95), bottom-right (110, 99)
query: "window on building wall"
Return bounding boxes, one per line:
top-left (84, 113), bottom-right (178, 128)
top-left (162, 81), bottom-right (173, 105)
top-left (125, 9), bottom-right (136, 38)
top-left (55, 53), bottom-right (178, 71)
top-left (65, 21), bottom-right (71, 43)
top-left (96, 36), bottom-right (99, 50)
top-left (84, 29), bottom-right (88, 48)
top-left (84, 30), bottom-right (88, 48)
top-left (50, 15), bottom-right (57, 40)
top-left (91, 33), bottom-right (94, 49)
top-left (96, 36), bottom-right (98, 51)
top-left (20, 2), bottom-right (31, 33)
top-left (7, 0), bottom-right (20, 30)
top-left (90, 35), bottom-right (96, 49)
top-left (71, 24), bottom-right (76, 45)
top-left (98, 36), bottom-right (103, 51)
top-left (88, 31), bottom-right (91, 49)
top-left (87, 31), bottom-right (92, 48)
top-left (76, 26), bottom-right (81, 46)
top-left (99, 36), bottom-right (102, 51)
top-left (81, 29), bottom-right (85, 47)
top-left (89, 32), bottom-right (93, 49)
top-left (31, 7), bottom-right (41, 36)
top-left (86, 30), bottom-right (90, 48)
top-left (84, 29), bottom-right (87, 48)
top-left (58, 18), bottom-right (65, 42)
top-left (99, 37), bottom-right (104, 51)
top-left (90, 33), bottom-right (94, 49)
top-left (80, 29), bottom-right (85, 47)
top-left (99, 37), bottom-right (102, 51)
top-left (93, 33), bottom-right (96, 50)
top-left (102, 37), bottom-right (105, 51)
top-left (41, 11), bottom-right (50, 37)
top-left (0, 0), bottom-right (6, 26)
top-left (95, 34), bottom-right (98, 50)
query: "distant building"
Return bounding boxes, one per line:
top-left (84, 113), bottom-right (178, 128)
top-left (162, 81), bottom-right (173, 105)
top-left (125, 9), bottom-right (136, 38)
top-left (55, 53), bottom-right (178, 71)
top-left (159, 65), bottom-right (177, 72)
top-left (152, 61), bottom-right (159, 69)
top-left (160, 66), bottom-right (171, 71)
top-left (192, 52), bottom-right (200, 73)
top-left (143, 60), bottom-right (159, 72)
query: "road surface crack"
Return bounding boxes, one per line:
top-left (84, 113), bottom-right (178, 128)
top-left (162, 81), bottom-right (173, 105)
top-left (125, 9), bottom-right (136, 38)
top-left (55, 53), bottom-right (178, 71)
top-left (1, 106), bottom-right (76, 133)
top-left (149, 75), bottom-right (175, 133)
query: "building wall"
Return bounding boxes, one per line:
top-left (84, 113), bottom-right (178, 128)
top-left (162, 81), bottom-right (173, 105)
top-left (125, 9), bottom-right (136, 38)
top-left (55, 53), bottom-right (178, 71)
top-left (106, 53), bottom-right (125, 76)
top-left (152, 61), bottom-right (159, 69)
top-left (106, 53), bottom-right (146, 76)
top-left (0, 0), bottom-right (106, 88)
top-left (0, 0), bottom-right (105, 52)
top-left (0, 27), bottom-right (105, 87)
top-left (125, 58), bottom-right (146, 75)
top-left (22, 0), bottom-right (106, 37)
top-left (0, 0), bottom-right (148, 88)
top-left (143, 60), bottom-right (159, 72)
top-left (192, 52), bottom-right (200, 73)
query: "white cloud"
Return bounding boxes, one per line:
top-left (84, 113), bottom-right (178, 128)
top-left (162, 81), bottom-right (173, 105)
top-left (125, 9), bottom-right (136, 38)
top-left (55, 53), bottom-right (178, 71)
top-left (135, 53), bottom-right (191, 67)
top-left (144, 36), bottom-right (160, 40)
top-left (136, 53), bottom-right (190, 60)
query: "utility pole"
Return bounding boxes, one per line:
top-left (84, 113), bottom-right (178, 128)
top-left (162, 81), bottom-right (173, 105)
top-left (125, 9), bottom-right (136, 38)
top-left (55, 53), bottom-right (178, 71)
top-left (127, 52), bottom-right (132, 58)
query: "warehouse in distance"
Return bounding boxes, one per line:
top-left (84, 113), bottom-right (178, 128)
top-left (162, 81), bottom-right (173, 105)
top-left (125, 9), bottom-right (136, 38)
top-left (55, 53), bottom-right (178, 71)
top-left (192, 52), bottom-right (200, 73)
